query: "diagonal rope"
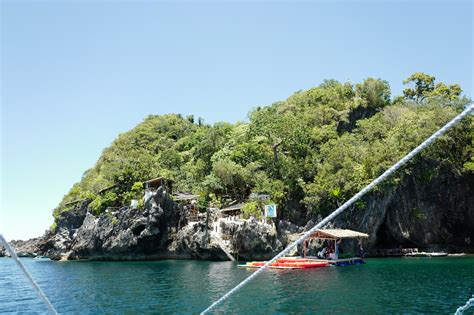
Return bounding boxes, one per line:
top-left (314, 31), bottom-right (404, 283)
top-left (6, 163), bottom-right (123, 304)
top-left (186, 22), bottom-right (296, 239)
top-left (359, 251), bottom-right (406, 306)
top-left (201, 103), bottom-right (474, 315)
top-left (0, 234), bottom-right (58, 314)
top-left (455, 295), bottom-right (474, 315)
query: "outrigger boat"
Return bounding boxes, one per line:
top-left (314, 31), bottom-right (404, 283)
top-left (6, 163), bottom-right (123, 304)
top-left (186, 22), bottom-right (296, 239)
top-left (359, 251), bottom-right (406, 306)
top-left (238, 229), bottom-right (369, 269)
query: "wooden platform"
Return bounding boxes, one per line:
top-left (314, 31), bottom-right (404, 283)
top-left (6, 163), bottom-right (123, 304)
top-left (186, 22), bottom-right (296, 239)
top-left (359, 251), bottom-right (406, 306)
top-left (288, 256), bottom-right (365, 266)
top-left (327, 257), bottom-right (365, 266)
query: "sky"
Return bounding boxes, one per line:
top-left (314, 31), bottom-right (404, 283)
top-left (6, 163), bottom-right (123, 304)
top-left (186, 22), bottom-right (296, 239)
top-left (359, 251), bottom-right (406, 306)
top-left (1, 0), bottom-right (472, 240)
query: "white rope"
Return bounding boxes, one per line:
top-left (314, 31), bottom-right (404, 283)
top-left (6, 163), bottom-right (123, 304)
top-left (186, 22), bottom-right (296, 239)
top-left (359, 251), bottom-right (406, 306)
top-left (455, 295), bottom-right (474, 315)
top-left (201, 103), bottom-right (474, 314)
top-left (0, 234), bottom-right (58, 314)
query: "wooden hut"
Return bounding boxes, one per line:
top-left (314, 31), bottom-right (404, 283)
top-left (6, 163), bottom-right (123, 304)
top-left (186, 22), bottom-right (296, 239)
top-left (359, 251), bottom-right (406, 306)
top-left (304, 229), bottom-right (369, 260)
top-left (173, 192), bottom-right (200, 222)
top-left (309, 229), bottom-right (369, 240)
top-left (219, 203), bottom-right (244, 219)
top-left (143, 177), bottom-right (173, 193)
top-left (173, 192), bottom-right (199, 202)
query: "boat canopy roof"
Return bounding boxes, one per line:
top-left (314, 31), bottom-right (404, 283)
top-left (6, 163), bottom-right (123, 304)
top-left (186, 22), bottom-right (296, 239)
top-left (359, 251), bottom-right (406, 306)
top-left (309, 229), bottom-right (369, 240)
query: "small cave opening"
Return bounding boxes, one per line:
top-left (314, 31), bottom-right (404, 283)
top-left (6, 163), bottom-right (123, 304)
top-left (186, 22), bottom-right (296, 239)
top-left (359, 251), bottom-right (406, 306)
top-left (375, 223), bottom-right (398, 249)
top-left (135, 234), bottom-right (163, 254)
top-left (132, 224), bottom-right (146, 236)
top-left (374, 214), bottom-right (418, 249)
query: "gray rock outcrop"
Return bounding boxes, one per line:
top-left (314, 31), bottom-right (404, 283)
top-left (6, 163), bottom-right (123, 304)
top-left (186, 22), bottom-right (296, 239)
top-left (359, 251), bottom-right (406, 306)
top-left (10, 164), bottom-right (473, 261)
top-left (332, 167), bottom-right (473, 253)
top-left (0, 238), bottom-right (42, 258)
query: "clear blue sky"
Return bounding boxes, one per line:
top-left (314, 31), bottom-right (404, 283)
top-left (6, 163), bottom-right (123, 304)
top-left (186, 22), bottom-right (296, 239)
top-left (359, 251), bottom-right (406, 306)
top-left (1, 0), bottom-right (472, 240)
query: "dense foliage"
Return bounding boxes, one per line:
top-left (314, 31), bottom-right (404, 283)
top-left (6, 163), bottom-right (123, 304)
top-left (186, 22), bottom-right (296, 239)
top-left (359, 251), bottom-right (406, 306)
top-left (53, 73), bottom-right (472, 224)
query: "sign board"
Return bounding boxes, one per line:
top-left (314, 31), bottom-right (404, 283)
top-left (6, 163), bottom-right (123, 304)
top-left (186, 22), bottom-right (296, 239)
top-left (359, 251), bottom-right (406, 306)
top-left (264, 204), bottom-right (277, 218)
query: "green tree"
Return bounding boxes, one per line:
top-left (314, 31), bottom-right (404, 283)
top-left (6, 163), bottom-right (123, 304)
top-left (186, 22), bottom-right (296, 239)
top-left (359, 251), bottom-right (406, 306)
top-left (52, 75), bottom-right (470, 227)
top-left (355, 78), bottom-right (391, 109)
top-left (241, 201), bottom-right (262, 219)
top-left (403, 72), bottom-right (462, 102)
top-left (403, 72), bottom-right (436, 102)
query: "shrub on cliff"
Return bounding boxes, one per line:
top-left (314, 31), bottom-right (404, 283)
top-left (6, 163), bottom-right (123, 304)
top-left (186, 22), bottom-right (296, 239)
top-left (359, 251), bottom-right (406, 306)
top-left (241, 201), bottom-right (262, 219)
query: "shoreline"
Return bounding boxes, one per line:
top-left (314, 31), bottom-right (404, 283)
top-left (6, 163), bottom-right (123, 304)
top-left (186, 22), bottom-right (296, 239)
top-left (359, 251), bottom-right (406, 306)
top-left (2, 252), bottom-right (473, 262)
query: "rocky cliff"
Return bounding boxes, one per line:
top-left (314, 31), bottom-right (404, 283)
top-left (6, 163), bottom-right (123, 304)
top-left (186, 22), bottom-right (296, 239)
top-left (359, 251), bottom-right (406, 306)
top-left (3, 165), bottom-right (472, 260)
top-left (333, 165), bottom-right (473, 253)
top-left (5, 187), bottom-right (298, 261)
top-left (35, 187), bottom-right (183, 260)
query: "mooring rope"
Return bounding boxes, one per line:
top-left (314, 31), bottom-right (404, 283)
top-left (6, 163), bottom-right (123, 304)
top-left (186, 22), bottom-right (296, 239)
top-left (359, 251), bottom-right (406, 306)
top-left (455, 295), bottom-right (474, 315)
top-left (0, 234), bottom-right (58, 314)
top-left (201, 103), bottom-right (474, 314)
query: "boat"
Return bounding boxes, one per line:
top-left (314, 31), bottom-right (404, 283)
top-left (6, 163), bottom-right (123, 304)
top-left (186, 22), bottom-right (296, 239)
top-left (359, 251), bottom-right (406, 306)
top-left (404, 251), bottom-right (448, 257)
top-left (238, 229), bottom-right (369, 270)
top-left (448, 253), bottom-right (466, 257)
top-left (238, 258), bottom-right (330, 269)
top-left (428, 252), bottom-right (448, 257)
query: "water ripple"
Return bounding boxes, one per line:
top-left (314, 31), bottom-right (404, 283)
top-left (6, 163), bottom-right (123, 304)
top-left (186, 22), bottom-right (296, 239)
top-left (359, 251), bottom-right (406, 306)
top-left (0, 257), bottom-right (473, 314)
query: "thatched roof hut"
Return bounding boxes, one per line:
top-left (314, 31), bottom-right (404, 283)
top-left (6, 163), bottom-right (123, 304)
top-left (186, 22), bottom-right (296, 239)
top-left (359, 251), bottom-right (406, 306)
top-left (308, 229), bottom-right (369, 240)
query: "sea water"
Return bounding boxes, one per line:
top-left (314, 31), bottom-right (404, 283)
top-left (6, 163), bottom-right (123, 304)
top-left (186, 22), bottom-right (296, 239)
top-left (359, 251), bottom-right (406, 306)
top-left (0, 257), bottom-right (473, 314)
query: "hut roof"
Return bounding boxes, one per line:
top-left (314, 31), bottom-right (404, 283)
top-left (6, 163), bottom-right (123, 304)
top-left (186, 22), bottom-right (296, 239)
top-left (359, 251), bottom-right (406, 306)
top-left (97, 184), bottom-right (117, 195)
top-left (220, 203), bottom-right (244, 213)
top-left (309, 229), bottom-right (369, 239)
top-left (173, 192), bottom-right (199, 201)
top-left (143, 177), bottom-right (165, 186)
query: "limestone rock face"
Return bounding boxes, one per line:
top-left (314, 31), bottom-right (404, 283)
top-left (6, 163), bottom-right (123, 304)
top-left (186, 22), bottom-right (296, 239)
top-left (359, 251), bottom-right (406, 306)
top-left (174, 222), bottom-right (226, 260)
top-left (0, 206), bottom-right (85, 259)
top-left (26, 190), bottom-right (302, 261)
top-left (12, 238), bottom-right (42, 257)
top-left (218, 219), bottom-right (285, 260)
top-left (18, 187), bottom-right (190, 260)
top-left (334, 169), bottom-right (473, 253)
top-left (10, 167), bottom-right (472, 261)
top-left (0, 238), bottom-right (42, 258)
top-left (38, 203), bottom-right (87, 260)
top-left (0, 237), bottom-right (44, 258)
top-left (67, 187), bottom-right (182, 260)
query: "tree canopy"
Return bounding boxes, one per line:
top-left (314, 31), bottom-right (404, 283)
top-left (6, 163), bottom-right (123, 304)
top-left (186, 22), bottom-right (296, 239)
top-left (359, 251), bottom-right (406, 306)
top-left (53, 73), bottom-right (472, 225)
top-left (402, 72), bottom-right (462, 102)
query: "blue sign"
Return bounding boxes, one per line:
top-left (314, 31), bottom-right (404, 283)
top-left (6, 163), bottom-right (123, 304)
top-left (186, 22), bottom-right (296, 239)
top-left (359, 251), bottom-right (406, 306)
top-left (265, 204), bottom-right (277, 218)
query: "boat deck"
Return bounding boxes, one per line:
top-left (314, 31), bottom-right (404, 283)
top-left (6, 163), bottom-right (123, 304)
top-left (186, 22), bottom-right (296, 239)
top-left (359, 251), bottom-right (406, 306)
top-left (328, 257), bottom-right (365, 266)
top-left (284, 256), bottom-right (365, 266)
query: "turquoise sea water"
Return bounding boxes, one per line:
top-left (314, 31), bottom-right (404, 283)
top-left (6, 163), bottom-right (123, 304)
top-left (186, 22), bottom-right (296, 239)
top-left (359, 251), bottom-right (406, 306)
top-left (0, 257), bottom-right (473, 314)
